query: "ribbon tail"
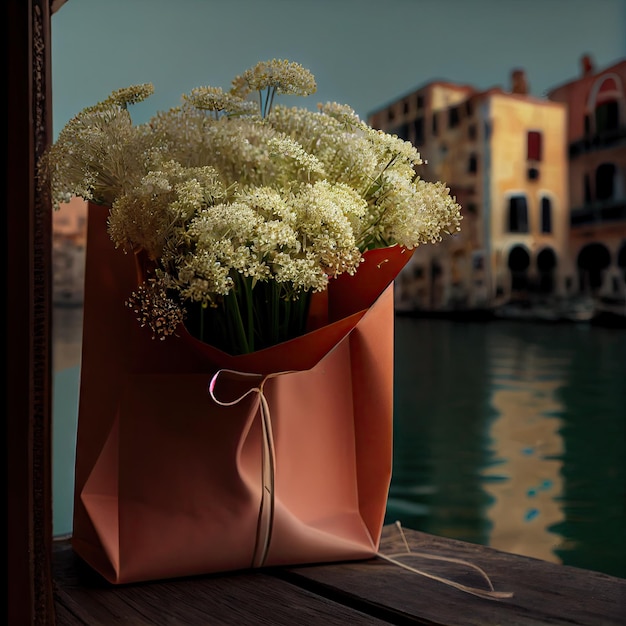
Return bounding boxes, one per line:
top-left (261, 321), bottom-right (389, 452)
top-left (209, 369), bottom-right (288, 570)
top-left (378, 522), bottom-right (514, 600)
top-left (377, 553), bottom-right (514, 600)
top-left (251, 392), bottom-right (276, 568)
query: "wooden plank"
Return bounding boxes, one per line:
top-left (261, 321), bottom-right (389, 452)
top-left (52, 541), bottom-right (388, 625)
top-left (282, 525), bottom-right (626, 626)
top-left (53, 527), bottom-right (626, 625)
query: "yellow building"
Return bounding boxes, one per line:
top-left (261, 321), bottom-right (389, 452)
top-left (368, 71), bottom-right (570, 317)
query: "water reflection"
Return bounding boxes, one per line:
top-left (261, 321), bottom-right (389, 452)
top-left (482, 345), bottom-right (566, 562)
top-left (388, 316), bottom-right (626, 578)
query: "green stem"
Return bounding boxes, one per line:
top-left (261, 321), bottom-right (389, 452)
top-left (271, 282), bottom-right (280, 346)
top-left (241, 274), bottom-right (255, 353)
top-left (225, 287), bottom-right (249, 354)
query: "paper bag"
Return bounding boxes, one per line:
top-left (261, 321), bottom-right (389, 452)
top-left (71, 203), bottom-right (407, 584)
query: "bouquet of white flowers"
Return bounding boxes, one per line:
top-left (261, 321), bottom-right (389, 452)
top-left (40, 59), bottom-right (461, 354)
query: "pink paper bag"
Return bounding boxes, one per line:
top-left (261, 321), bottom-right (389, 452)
top-left (72, 203), bottom-right (407, 584)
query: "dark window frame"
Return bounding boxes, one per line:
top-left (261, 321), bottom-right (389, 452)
top-left (541, 196), bottom-right (552, 233)
top-left (448, 105), bottom-right (460, 128)
top-left (596, 162), bottom-right (616, 200)
top-left (508, 194), bottom-right (529, 233)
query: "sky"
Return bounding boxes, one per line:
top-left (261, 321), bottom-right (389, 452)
top-left (52, 0), bottom-right (626, 131)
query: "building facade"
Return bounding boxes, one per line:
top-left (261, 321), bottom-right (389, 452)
top-left (548, 57), bottom-right (626, 321)
top-left (53, 196), bottom-right (87, 306)
top-left (369, 57), bottom-right (625, 321)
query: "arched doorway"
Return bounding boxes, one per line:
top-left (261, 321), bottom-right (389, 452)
top-left (537, 247), bottom-right (557, 294)
top-left (577, 242), bottom-right (611, 293)
top-left (508, 245), bottom-right (531, 295)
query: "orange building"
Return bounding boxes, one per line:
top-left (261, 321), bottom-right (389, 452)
top-left (547, 56), bottom-right (626, 322)
top-left (52, 197), bottom-right (87, 306)
top-left (368, 71), bottom-right (570, 317)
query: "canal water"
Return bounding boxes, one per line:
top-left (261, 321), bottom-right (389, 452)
top-left (388, 315), bottom-right (626, 579)
top-left (52, 307), bottom-right (626, 578)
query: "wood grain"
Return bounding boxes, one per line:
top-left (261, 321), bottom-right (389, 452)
top-left (53, 526), bottom-right (626, 625)
top-left (283, 525), bottom-right (626, 625)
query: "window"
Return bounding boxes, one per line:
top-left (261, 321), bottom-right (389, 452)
top-left (413, 117), bottom-right (424, 145)
top-left (584, 174), bottom-right (592, 203)
top-left (595, 100), bottom-right (619, 133)
top-left (403, 100), bottom-right (410, 114)
top-left (595, 77), bottom-right (621, 133)
top-left (527, 131), bottom-right (542, 161)
top-left (467, 124), bottom-right (477, 140)
top-left (508, 195), bottom-right (529, 232)
top-left (387, 108), bottom-right (395, 122)
top-left (468, 153), bottom-right (478, 173)
top-left (465, 100), bottom-right (473, 116)
top-left (432, 112), bottom-right (438, 136)
top-left (527, 167), bottom-right (540, 181)
top-left (416, 95), bottom-right (424, 109)
top-left (449, 106), bottom-right (460, 128)
top-left (596, 163), bottom-right (616, 200)
top-left (392, 123), bottom-right (410, 142)
top-left (541, 197), bottom-right (552, 233)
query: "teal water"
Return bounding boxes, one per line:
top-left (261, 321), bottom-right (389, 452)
top-left (387, 316), bottom-right (626, 578)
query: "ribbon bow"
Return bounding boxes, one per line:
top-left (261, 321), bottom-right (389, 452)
top-left (208, 368), bottom-right (294, 568)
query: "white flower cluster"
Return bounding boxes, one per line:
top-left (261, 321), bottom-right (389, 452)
top-left (40, 59), bottom-right (462, 348)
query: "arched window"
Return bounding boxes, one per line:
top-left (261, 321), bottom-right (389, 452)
top-left (507, 195), bottom-right (529, 233)
top-left (595, 76), bottom-right (620, 133)
top-left (541, 197), bottom-right (552, 233)
top-left (591, 75), bottom-right (622, 134)
top-left (595, 100), bottom-right (620, 133)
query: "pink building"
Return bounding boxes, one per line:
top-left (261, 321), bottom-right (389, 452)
top-left (53, 197), bottom-right (87, 306)
top-left (548, 56), bottom-right (626, 323)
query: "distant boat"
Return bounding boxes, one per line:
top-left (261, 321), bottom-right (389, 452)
top-left (494, 297), bottom-right (595, 324)
top-left (559, 297), bottom-right (596, 323)
top-left (494, 301), bottom-right (560, 323)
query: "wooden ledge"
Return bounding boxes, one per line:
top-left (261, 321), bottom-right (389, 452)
top-left (53, 525), bottom-right (626, 625)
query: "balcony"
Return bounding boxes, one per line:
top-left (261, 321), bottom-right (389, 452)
top-left (569, 126), bottom-right (626, 157)
top-left (570, 197), bottom-right (626, 226)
